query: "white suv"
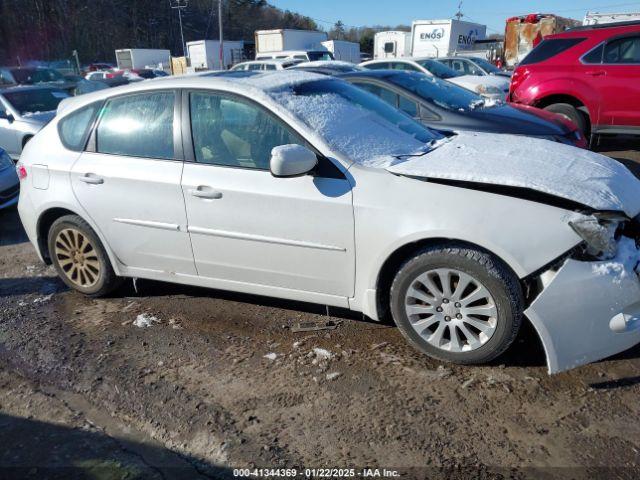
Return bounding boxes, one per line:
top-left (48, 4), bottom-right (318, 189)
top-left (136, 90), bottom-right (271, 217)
top-left (16, 71), bottom-right (640, 374)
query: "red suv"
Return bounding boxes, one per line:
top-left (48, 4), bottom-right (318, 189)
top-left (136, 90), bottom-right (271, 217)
top-left (509, 21), bottom-right (640, 140)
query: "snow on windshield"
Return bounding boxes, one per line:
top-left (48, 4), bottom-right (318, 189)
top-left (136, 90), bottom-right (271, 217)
top-left (259, 74), bottom-right (442, 166)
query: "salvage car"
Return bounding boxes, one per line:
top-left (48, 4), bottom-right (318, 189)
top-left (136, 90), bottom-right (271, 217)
top-left (0, 86), bottom-right (70, 160)
top-left (360, 58), bottom-right (510, 99)
top-left (340, 70), bottom-right (586, 147)
top-left (0, 147), bottom-right (19, 209)
top-left (16, 71), bottom-right (640, 374)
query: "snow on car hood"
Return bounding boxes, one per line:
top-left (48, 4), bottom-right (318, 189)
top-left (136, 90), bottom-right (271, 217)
top-left (385, 131), bottom-right (640, 217)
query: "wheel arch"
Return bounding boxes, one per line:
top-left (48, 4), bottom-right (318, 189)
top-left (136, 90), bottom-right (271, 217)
top-left (373, 237), bottom-right (523, 323)
top-left (534, 94), bottom-right (592, 128)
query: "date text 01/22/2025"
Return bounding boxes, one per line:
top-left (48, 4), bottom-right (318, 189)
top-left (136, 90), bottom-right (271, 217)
top-left (233, 468), bottom-right (401, 478)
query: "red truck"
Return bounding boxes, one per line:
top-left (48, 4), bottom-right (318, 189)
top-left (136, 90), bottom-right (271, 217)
top-left (509, 21), bottom-right (640, 140)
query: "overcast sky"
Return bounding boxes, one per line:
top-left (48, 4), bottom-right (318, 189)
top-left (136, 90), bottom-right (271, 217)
top-left (268, 0), bottom-right (640, 33)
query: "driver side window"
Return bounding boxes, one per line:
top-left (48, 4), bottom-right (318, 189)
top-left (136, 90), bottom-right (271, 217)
top-left (189, 92), bottom-right (305, 170)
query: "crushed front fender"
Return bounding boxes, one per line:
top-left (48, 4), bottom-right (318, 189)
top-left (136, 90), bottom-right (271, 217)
top-left (525, 257), bottom-right (640, 374)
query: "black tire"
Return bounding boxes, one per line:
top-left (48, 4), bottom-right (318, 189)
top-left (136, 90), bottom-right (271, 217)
top-left (390, 244), bottom-right (523, 365)
top-left (48, 214), bottom-right (123, 297)
top-left (543, 103), bottom-right (588, 133)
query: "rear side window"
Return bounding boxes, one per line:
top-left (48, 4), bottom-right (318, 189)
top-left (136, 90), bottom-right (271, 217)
top-left (96, 91), bottom-right (175, 159)
top-left (520, 38), bottom-right (585, 65)
top-left (58, 103), bottom-right (101, 151)
top-left (604, 36), bottom-right (640, 64)
top-left (364, 62), bottom-right (390, 70)
top-left (582, 44), bottom-right (604, 64)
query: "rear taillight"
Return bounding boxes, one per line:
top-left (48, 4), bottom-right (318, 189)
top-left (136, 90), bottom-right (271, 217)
top-left (16, 163), bottom-right (27, 180)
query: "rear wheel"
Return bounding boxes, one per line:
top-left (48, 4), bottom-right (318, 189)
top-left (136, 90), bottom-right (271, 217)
top-left (48, 215), bottom-right (122, 297)
top-left (543, 103), bottom-right (588, 134)
top-left (390, 245), bottom-right (523, 365)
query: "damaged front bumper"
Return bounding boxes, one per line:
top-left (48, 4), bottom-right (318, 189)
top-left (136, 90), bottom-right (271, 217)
top-left (525, 239), bottom-right (640, 374)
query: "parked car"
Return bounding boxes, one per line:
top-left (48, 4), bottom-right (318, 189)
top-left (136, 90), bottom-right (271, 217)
top-left (340, 70), bottom-right (586, 147)
top-left (0, 67), bottom-right (78, 94)
top-left (360, 58), bottom-right (510, 99)
top-left (17, 72), bottom-right (640, 374)
top-left (290, 60), bottom-right (364, 75)
top-left (509, 21), bottom-right (640, 138)
top-left (255, 50), bottom-right (335, 62)
top-left (0, 86), bottom-right (70, 160)
top-left (437, 56), bottom-right (512, 78)
top-left (0, 147), bottom-right (19, 209)
top-left (231, 59), bottom-right (304, 71)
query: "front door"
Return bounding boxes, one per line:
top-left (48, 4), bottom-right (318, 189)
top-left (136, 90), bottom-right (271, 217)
top-left (70, 90), bottom-right (196, 275)
top-left (181, 90), bottom-right (355, 297)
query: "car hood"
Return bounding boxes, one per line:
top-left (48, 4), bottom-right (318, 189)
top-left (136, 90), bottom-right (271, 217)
top-left (18, 110), bottom-right (56, 126)
top-left (465, 105), bottom-right (568, 136)
top-left (385, 131), bottom-right (640, 217)
top-left (449, 74), bottom-right (510, 91)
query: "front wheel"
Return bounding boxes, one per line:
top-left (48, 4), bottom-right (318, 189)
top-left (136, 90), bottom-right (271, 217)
top-left (390, 245), bottom-right (523, 365)
top-left (48, 214), bottom-right (123, 297)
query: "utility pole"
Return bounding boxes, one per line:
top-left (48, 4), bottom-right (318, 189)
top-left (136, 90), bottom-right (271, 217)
top-left (218, 0), bottom-right (225, 69)
top-left (170, 0), bottom-right (188, 57)
top-left (455, 1), bottom-right (464, 21)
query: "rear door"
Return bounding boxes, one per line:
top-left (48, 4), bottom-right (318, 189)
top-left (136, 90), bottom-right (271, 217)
top-left (601, 35), bottom-right (640, 131)
top-left (181, 90), bottom-right (355, 298)
top-left (70, 90), bottom-right (196, 275)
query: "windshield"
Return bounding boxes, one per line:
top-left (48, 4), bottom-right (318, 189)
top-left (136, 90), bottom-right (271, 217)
top-left (471, 57), bottom-right (503, 74)
top-left (269, 78), bottom-right (442, 166)
top-left (10, 68), bottom-right (65, 84)
top-left (3, 89), bottom-right (69, 115)
top-left (386, 71), bottom-right (493, 111)
top-left (416, 59), bottom-right (462, 79)
top-left (307, 51), bottom-right (335, 61)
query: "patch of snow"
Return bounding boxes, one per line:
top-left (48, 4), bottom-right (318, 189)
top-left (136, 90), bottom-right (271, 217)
top-left (312, 348), bottom-right (333, 360)
top-left (326, 372), bottom-right (342, 381)
top-left (133, 313), bottom-right (160, 328)
top-left (592, 237), bottom-right (640, 284)
top-left (263, 352), bottom-right (278, 361)
top-left (386, 132), bottom-right (640, 216)
top-left (33, 294), bottom-right (53, 304)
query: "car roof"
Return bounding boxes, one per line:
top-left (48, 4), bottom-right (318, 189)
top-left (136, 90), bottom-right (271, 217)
top-left (241, 59), bottom-right (301, 65)
top-left (550, 21), bottom-right (640, 39)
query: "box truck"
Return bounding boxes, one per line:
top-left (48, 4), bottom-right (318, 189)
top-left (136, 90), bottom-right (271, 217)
top-left (186, 40), bottom-right (245, 70)
top-left (374, 31), bottom-right (412, 59)
top-left (583, 11), bottom-right (640, 25)
top-left (255, 29), bottom-right (328, 54)
top-left (321, 40), bottom-right (361, 63)
top-left (504, 14), bottom-right (581, 68)
top-left (115, 49), bottom-right (171, 70)
top-left (410, 19), bottom-right (486, 58)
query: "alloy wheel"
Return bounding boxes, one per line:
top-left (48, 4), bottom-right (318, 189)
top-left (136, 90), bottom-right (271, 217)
top-left (404, 268), bottom-right (498, 353)
top-left (54, 228), bottom-right (101, 288)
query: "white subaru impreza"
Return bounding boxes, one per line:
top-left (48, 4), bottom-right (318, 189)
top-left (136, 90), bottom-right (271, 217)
top-left (16, 71), bottom-right (640, 374)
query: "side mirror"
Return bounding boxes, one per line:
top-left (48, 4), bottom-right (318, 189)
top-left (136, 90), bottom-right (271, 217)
top-left (270, 144), bottom-right (317, 178)
top-left (0, 110), bottom-right (14, 123)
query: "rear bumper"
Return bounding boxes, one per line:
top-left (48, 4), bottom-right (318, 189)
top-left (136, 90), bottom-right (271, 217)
top-left (526, 242), bottom-right (640, 374)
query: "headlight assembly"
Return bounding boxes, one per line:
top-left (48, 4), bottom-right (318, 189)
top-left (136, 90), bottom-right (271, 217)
top-left (475, 85), bottom-right (502, 96)
top-left (569, 213), bottom-right (627, 259)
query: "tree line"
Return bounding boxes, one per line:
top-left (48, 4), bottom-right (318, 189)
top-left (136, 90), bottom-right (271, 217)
top-left (0, 0), bottom-right (318, 65)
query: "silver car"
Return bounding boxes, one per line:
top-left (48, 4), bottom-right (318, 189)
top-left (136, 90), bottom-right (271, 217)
top-left (0, 86), bottom-right (70, 160)
top-left (0, 147), bottom-right (19, 209)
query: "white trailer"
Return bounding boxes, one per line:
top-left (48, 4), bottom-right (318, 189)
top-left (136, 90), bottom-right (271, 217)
top-left (115, 49), bottom-right (171, 70)
top-left (255, 29), bottom-right (328, 55)
top-left (186, 40), bottom-right (245, 70)
top-left (410, 19), bottom-right (486, 58)
top-left (584, 11), bottom-right (640, 25)
top-left (374, 31), bottom-right (412, 59)
top-left (321, 40), bottom-right (361, 63)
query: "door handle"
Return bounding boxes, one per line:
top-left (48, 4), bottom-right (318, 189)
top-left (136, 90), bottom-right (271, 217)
top-left (79, 173), bottom-right (104, 185)
top-left (585, 70), bottom-right (606, 76)
top-left (189, 186), bottom-right (223, 199)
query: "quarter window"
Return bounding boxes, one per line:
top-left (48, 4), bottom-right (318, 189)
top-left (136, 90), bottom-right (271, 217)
top-left (189, 92), bottom-right (305, 169)
top-left (59, 103), bottom-right (101, 151)
top-left (398, 96), bottom-right (419, 117)
top-left (604, 36), bottom-right (640, 64)
top-left (96, 92), bottom-right (175, 159)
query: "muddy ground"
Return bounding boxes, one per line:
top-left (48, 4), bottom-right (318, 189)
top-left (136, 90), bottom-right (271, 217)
top-left (1, 142), bottom-right (640, 479)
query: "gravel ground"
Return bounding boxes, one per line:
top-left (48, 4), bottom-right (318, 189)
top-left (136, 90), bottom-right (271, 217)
top-left (1, 144), bottom-right (640, 479)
